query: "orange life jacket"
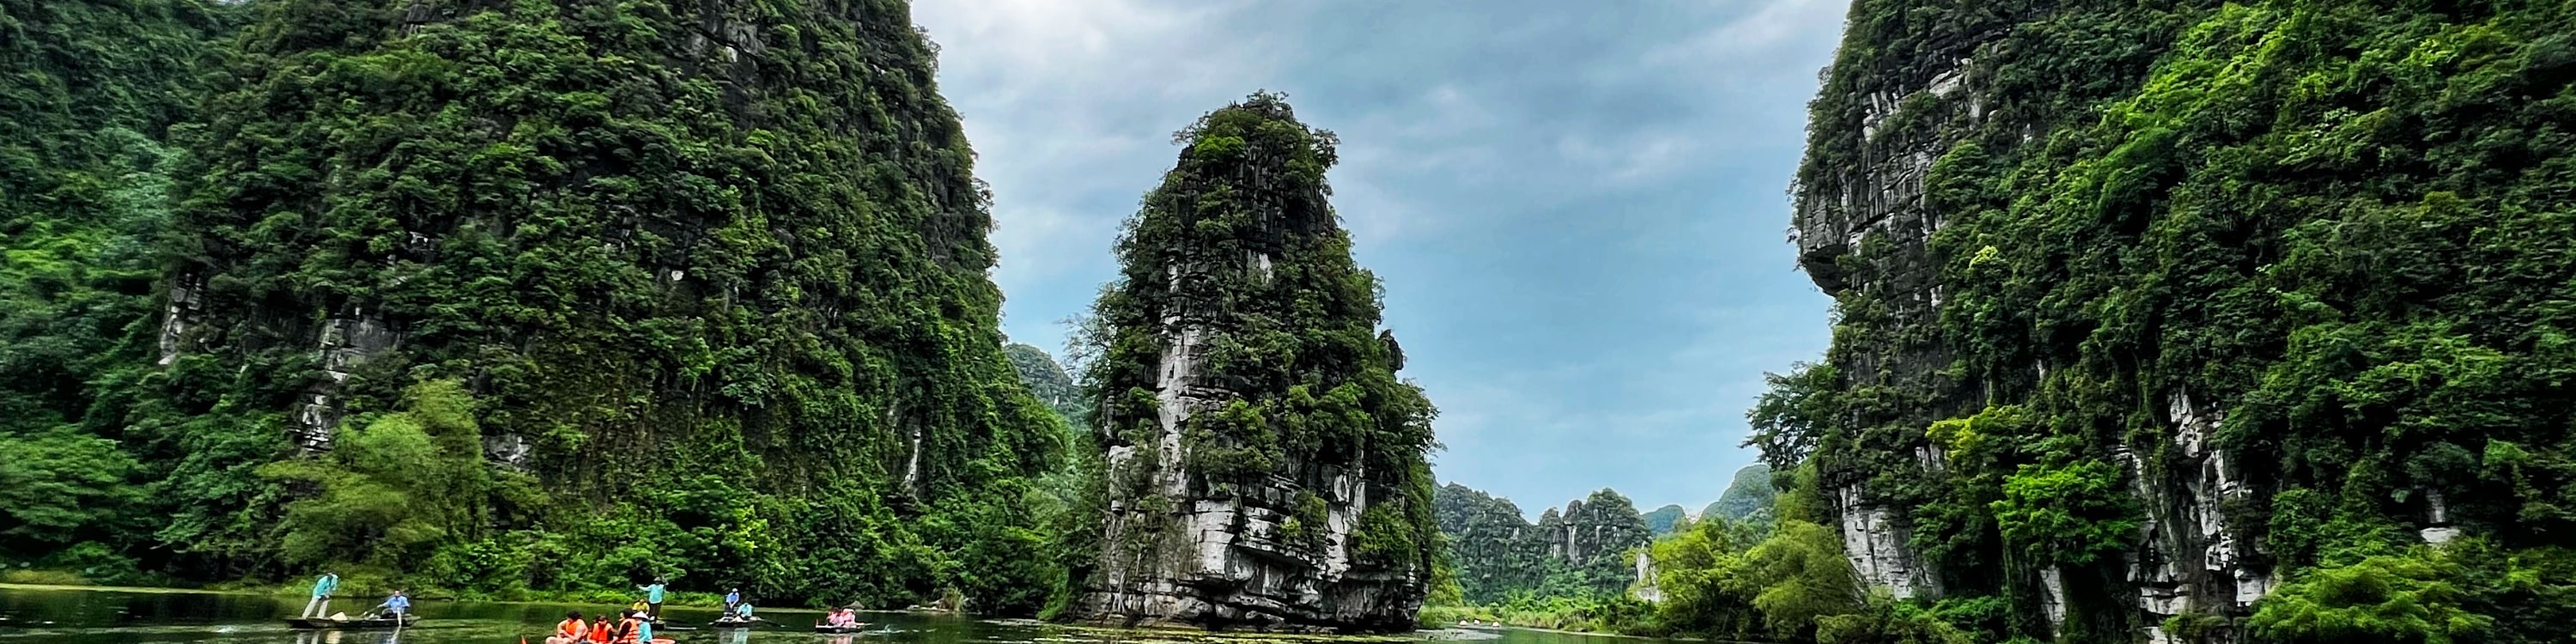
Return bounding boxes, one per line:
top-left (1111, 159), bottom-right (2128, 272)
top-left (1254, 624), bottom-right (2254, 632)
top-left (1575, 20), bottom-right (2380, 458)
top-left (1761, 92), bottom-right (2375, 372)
top-left (557, 619), bottom-right (585, 638)
top-left (587, 621), bottom-right (611, 643)
top-left (615, 618), bottom-right (641, 644)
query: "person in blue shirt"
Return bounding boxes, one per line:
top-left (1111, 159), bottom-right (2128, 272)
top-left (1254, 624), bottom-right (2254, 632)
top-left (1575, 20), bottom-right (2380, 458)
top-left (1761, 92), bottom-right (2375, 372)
top-left (733, 602), bottom-right (754, 622)
top-left (369, 590), bottom-right (410, 619)
top-left (636, 579), bottom-right (666, 622)
top-left (634, 613), bottom-right (655, 642)
top-left (301, 572), bottom-right (339, 618)
top-left (722, 588), bottom-right (741, 617)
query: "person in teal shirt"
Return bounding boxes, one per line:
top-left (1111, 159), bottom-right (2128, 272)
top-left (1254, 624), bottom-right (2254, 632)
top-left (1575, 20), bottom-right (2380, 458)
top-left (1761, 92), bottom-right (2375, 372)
top-left (301, 572), bottom-right (339, 618)
top-left (636, 579), bottom-right (666, 622)
top-left (635, 614), bottom-right (655, 642)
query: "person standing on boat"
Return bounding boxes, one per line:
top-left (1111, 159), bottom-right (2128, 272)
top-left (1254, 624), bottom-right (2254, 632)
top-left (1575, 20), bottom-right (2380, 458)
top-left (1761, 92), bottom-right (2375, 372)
top-left (300, 571), bottom-right (339, 617)
top-left (636, 578), bottom-right (666, 622)
top-left (722, 587), bottom-right (741, 617)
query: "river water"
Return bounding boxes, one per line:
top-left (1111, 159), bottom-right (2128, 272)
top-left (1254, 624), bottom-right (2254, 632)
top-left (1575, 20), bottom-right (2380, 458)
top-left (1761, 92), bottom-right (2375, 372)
top-left (0, 586), bottom-right (1644, 644)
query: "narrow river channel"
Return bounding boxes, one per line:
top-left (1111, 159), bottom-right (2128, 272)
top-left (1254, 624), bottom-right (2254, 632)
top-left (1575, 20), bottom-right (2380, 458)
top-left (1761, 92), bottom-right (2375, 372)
top-left (0, 586), bottom-right (1658, 644)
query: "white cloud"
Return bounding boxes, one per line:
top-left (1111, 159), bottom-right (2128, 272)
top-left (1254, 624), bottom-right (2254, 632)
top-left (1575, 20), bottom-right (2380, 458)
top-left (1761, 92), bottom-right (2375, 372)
top-left (1647, 0), bottom-right (1847, 73)
top-left (914, 0), bottom-right (1283, 348)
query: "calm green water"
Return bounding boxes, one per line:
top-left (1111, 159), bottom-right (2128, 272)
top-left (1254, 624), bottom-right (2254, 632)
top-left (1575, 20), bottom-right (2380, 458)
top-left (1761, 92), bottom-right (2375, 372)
top-left (0, 586), bottom-right (1641, 644)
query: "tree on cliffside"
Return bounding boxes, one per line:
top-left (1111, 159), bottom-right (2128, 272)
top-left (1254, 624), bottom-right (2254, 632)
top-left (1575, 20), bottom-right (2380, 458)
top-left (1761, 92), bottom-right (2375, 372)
top-left (129, 0), bottom-right (1063, 608)
top-left (1072, 92), bottom-right (1438, 632)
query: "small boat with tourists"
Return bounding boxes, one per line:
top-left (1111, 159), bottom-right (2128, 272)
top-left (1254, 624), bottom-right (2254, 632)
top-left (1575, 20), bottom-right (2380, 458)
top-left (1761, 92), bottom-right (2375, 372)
top-left (811, 623), bottom-right (865, 634)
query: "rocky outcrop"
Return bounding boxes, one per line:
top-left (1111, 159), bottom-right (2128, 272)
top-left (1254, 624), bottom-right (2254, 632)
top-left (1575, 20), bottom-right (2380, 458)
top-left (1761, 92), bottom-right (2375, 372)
top-left (1074, 94), bottom-right (1437, 633)
top-left (1432, 486), bottom-right (1651, 602)
top-left (1789, 3), bottom-right (2235, 638)
top-left (1838, 486), bottom-right (1939, 600)
top-left (1535, 490), bottom-right (1652, 589)
top-left (141, 0), bottom-right (1072, 600)
top-left (1632, 550), bottom-right (1662, 604)
top-left (2127, 391), bottom-right (2274, 641)
top-left (1434, 483), bottom-right (1552, 605)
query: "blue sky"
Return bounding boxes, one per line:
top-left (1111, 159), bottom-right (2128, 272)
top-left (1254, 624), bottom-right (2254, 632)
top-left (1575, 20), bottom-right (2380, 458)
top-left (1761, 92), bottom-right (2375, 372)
top-left (914, 0), bottom-right (1847, 518)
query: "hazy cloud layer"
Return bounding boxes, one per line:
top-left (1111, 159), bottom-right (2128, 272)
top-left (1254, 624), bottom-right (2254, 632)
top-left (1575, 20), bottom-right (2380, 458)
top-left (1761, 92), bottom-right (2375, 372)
top-left (914, 0), bottom-right (1847, 516)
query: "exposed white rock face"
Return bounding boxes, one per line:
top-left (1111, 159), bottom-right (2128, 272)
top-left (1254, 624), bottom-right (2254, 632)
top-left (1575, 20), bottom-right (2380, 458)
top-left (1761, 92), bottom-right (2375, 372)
top-left (1076, 255), bottom-right (1417, 633)
top-left (2038, 567), bottom-right (2067, 635)
top-left (2421, 489), bottom-right (2461, 544)
top-left (483, 434), bottom-right (533, 471)
top-left (157, 275), bottom-right (204, 366)
top-left (2126, 390), bottom-right (2275, 632)
top-left (1838, 485), bottom-right (1939, 599)
top-left (289, 311), bottom-right (400, 452)
top-left (1632, 550), bottom-right (1662, 604)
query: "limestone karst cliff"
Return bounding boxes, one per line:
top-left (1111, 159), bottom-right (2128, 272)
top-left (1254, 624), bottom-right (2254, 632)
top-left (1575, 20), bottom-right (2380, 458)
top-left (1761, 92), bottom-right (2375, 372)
top-left (1069, 93), bottom-right (1440, 633)
top-left (1432, 483), bottom-right (1548, 605)
top-left (120, 0), bottom-right (1066, 607)
top-left (1431, 484), bottom-right (1652, 604)
top-left (1006, 343), bottom-right (1091, 425)
top-left (1775, 1), bottom-right (2576, 641)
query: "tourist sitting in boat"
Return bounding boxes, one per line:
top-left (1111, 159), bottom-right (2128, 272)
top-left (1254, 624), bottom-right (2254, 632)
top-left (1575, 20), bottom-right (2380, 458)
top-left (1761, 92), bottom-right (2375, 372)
top-left (730, 602), bottom-right (755, 622)
top-left (825, 607), bottom-right (860, 627)
top-left (365, 590), bottom-right (410, 618)
top-left (613, 611), bottom-right (643, 644)
top-left (588, 614), bottom-right (612, 644)
top-left (547, 611), bottom-right (586, 644)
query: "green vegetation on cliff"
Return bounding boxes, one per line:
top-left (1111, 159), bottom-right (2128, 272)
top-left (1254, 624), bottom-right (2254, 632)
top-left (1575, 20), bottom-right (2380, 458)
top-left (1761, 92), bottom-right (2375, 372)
top-left (1705, 465), bottom-right (1777, 526)
top-left (1743, 0), bottom-right (2576, 642)
top-left (3, 0), bottom-right (1072, 611)
top-left (0, 0), bottom-right (235, 584)
top-left (1070, 93), bottom-right (1437, 630)
top-left (1431, 484), bottom-right (1653, 618)
top-left (1004, 343), bottom-right (1091, 427)
top-left (1643, 505), bottom-right (1686, 537)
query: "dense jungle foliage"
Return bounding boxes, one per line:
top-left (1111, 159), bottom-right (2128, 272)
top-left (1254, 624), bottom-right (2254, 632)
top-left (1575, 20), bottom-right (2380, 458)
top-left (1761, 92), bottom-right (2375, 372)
top-left (1729, 0), bottom-right (2576, 642)
top-left (1072, 93), bottom-right (1439, 619)
top-left (1, 0), bottom-right (238, 584)
top-left (2, 0), bottom-right (1079, 612)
